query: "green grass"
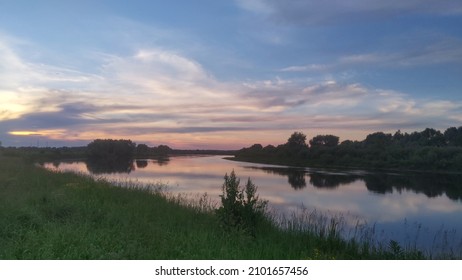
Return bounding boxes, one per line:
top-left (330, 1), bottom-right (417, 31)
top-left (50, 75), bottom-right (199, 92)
top-left (0, 152), bottom-right (427, 259)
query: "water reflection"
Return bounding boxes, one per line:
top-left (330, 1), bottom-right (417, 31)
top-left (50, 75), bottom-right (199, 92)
top-left (246, 167), bottom-right (307, 189)
top-left (155, 156), bottom-right (170, 166)
top-left (86, 159), bottom-right (135, 174)
top-left (136, 160), bottom-right (148, 169)
top-left (245, 166), bottom-right (360, 190)
top-left (82, 156), bottom-right (171, 174)
top-left (363, 173), bottom-right (462, 201)
top-left (245, 166), bottom-right (462, 202)
top-left (309, 173), bottom-right (359, 189)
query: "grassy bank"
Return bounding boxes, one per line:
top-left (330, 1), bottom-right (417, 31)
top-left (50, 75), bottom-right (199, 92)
top-left (0, 153), bottom-right (426, 259)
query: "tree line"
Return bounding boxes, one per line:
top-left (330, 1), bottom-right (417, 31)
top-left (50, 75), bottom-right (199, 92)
top-left (235, 127), bottom-right (462, 172)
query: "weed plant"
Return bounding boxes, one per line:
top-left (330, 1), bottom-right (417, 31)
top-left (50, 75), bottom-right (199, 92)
top-left (215, 170), bottom-right (267, 236)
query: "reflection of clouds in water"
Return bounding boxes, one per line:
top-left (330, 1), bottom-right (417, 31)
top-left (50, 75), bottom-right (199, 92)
top-left (378, 192), bottom-right (462, 219)
top-left (43, 161), bottom-right (90, 174)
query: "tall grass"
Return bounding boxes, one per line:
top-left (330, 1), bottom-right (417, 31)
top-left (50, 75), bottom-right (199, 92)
top-left (0, 153), bottom-right (449, 259)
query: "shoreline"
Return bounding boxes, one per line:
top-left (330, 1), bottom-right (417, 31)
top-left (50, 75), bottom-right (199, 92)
top-left (225, 155), bottom-right (462, 176)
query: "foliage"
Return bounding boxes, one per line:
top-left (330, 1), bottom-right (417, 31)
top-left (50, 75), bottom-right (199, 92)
top-left (444, 127), bottom-right (462, 146)
top-left (235, 127), bottom-right (462, 173)
top-left (0, 146), bottom-right (87, 161)
top-left (364, 132), bottom-right (393, 147)
top-left (135, 144), bottom-right (149, 157)
top-left (287, 132), bottom-right (308, 150)
top-left (87, 139), bottom-right (136, 162)
top-left (216, 170), bottom-right (267, 235)
top-left (309, 135), bottom-right (339, 147)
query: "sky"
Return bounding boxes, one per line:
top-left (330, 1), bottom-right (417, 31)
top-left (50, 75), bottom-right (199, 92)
top-left (1, 0), bottom-right (462, 149)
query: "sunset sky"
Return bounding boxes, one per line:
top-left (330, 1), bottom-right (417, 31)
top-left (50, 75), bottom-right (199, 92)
top-left (1, 0), bottom-right (462, 149)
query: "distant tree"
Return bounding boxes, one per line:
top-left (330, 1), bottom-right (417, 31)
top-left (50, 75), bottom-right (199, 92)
top-left (287, 132), bottom-right (307, 149)
top-left (154, 145), bottom-right (172, 155)
top-left (136, 144), bottom-right (149, 156)
top-left (285, 132), bottom-right (308, 157)
top-left (392, 130), bottom-right (404, 143)
top-left (444, 127), bottom-right (462, 146)
top-left (309, 135), bottom-right (339, 147)
top-left (236, 144), bottom-right (264, 157)
top-left (340, 140), bottom-right (356, 146)
top-left (249, 144), bottom-right (263, 151)
top-left (87, 139), bottom-right (136, 162)
top-left (419, 128), bottom-right (445, 146)
top-left (262, 145), bottom-right (276, 153)
top-left (364, 132), bottom-right (393, 147)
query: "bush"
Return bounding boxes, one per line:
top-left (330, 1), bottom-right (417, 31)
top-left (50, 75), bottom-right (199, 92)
top-left (87, 139), bottom-right (136, 162)
top-left (216, 170), bottom-right (267, 235)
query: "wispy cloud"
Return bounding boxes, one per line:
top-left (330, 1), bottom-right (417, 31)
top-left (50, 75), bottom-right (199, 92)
top-left (237, 0), bottom-right (462, 25)
top-left (281, 35), bottom-right (462, 73)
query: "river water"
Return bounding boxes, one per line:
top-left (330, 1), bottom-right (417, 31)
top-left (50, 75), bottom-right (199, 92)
top-left (43, 155), bottom-right (462, 256)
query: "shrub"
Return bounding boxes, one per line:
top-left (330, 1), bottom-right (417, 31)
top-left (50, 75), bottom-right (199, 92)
top-left (216, 170), bottom-right (267, 235)
top-left (87, 139), bottom-right (136, 162)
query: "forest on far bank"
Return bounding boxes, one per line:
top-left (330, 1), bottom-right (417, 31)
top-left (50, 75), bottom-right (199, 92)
top-left (0, 139), bottom-right (234, 161)
top-left (235, 127), bottom-right (462, 173)
top-left (2, 126), bottom-right (462, 173)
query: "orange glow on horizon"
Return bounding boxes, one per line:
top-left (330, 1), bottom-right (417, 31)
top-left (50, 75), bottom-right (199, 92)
top-left (8, 131), bottom-right (40, 136)
top-left (8, 129), bottom-right (66, 137)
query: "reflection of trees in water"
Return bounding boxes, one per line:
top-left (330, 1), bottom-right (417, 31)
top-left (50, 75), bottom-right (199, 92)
top-left (136, 160), bottom-right (148, 168)
top-left (309, 173), bottom-right (359, 189)
top-left (363, 175), bottom-right (393, 194)
top-left (86, 159), bottom-right (135, 174)
top-left (86, 156), bottom-right (170, 174)
top-left (247, 166), bottom-right (360, 190)
top-left (154, 156), bottom-right (170, 166)
top-left (364, 173), bottom-right (462, 201)
top-left (138, 157), bottom-right (171, 166)
top-left (246, 167), bottom-right (307, 189)
top-left (246, 166), bottom-right (462, 201)
top-left (287, 172), bottom-right (307, 189)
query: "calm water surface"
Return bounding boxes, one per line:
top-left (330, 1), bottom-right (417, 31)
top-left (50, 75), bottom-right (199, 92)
top-left (43, 155), bottom-right (462, 254)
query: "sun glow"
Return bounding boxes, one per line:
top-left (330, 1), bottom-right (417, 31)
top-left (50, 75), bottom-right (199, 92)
top-left (8, 129), bottom-right (66, 137)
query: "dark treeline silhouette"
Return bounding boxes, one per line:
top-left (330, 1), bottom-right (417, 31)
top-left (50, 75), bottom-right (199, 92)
top-left (135, 144), bottom-right (173, 157)
top-left (1, 139), bottom-right (235, 160)
top-left (87, 139), bottom-right (136, 162)
top-left (235, 127), bottom-right (462, 173)
top-left (0, 146), bottom-right (87, 161)
top-left (83, 139), bottom-right (234, 174)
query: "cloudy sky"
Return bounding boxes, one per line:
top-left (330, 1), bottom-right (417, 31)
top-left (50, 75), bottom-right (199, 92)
top-left (1, 0), bottom-right (461, 149)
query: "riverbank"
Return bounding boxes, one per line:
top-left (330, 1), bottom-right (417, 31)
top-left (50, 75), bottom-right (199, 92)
top-left (228, 154), bottom-right (462, 176)
top-left (0, 153), bottom-right (431, 259)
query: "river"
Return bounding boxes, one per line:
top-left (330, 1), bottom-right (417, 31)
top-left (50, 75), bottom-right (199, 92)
top-left (43, 155), bottom-right (462, 256)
